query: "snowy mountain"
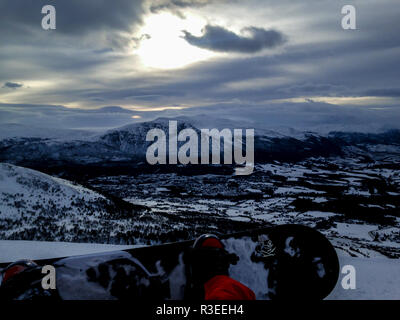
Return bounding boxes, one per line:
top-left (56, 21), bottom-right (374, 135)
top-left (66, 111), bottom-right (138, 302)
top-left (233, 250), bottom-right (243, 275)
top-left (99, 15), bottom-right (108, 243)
top-left (0, 163), bottom-right (152, 244)
top-left (0, 118), bottom-right (200, 166)
top-left (0, 162), bottom-right (106, 217)
top-left (98, 117), bottom-right (200, 154)
top-left (1, 116), bottom-right (400, 169)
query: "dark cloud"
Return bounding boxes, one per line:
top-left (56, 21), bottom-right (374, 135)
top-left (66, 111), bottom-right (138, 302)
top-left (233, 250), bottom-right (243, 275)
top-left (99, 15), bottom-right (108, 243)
top-left (0, 0), bottom-right (145, 35)
top-left (364, 88), bottom-right (400, 97)
top-left (150, 0), bottom-right (214, 16)
top-left (0, 0), bottom-right (146, 51)
top-left (277, 83), bottom-right (350, 97)
top-left (2, 82), bottom-right (23, 89)
top-left (182, 25), bottom-right (286, 53)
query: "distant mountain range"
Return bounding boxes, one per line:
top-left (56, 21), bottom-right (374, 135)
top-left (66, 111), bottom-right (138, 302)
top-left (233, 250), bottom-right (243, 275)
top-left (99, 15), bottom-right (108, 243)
top-left (0, 117), bottom-right (399, 173)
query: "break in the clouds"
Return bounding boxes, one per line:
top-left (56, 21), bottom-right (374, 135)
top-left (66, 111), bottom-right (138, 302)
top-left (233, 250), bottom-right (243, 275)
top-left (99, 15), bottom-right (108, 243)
top-left (182, 25), bottom-right (286, 53)
top-left (2, 82), bottom-right (23, 89)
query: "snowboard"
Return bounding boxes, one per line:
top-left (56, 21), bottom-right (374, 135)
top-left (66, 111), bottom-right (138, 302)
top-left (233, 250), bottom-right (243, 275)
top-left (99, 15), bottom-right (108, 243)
top-left (0, 224), bottom-right (339, 300)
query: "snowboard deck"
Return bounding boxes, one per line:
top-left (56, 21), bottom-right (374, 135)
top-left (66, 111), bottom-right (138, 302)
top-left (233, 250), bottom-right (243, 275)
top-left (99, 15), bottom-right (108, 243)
top-left (1, 224), bottom-right (339, 300)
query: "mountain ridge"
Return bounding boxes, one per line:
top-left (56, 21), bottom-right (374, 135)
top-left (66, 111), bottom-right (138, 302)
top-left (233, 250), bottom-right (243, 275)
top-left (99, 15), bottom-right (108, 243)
top-left (0, 117), bottom-right (399, 171)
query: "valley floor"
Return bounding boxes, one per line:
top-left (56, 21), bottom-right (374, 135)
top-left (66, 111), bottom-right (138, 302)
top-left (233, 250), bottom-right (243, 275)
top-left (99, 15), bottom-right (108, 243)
top-left (89, 158), bottom-right (400, 258)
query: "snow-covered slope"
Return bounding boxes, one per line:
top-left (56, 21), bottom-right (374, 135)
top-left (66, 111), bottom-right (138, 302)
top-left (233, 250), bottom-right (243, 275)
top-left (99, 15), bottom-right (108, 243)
top-left (0, 162), bottom-right (106, 220)
top-left (0, 163), bottom-right (154, 244)
top-left (0, 240), bottom-right (138, 263)
top-left (0, 162), bottom-right (105, 206)
top-left (327, 255), bottom-right (400, 300)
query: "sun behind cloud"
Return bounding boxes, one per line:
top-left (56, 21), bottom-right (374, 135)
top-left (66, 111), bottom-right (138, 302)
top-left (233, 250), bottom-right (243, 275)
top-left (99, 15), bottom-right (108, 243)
top-left (135, 12), bottom-right (217, 69)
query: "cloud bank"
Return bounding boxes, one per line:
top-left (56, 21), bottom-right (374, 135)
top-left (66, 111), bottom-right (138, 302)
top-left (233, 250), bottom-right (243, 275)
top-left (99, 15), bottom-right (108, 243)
top-left (1, 101), bottom-right (399, 138)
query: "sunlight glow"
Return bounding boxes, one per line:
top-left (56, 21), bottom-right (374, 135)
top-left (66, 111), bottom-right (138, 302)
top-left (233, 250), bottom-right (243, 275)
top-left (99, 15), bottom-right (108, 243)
top-left (135, 13), bottom-right (217, 69)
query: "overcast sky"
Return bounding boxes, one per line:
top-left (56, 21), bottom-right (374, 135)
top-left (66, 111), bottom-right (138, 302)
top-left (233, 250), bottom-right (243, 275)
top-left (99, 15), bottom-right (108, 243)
top-left (0, 0), bottom-right (399, 132)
